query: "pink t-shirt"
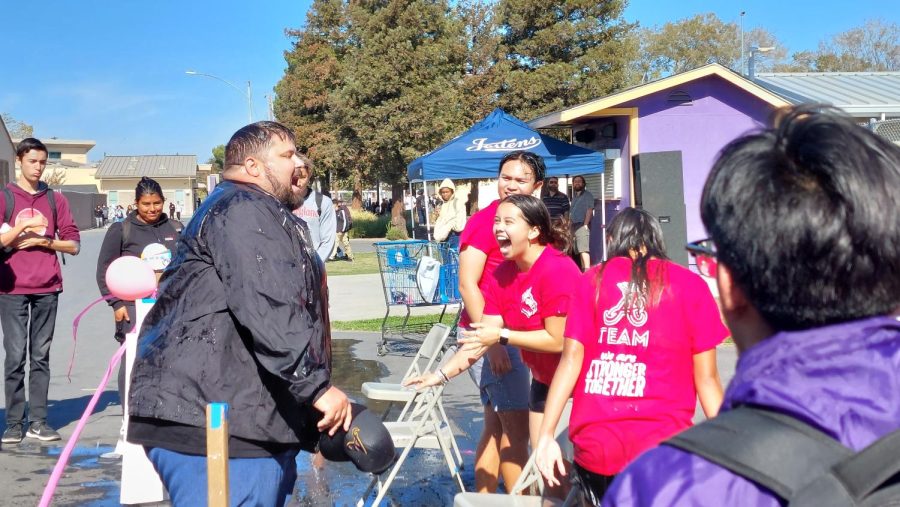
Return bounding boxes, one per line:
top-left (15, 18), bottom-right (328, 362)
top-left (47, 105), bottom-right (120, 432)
top-left (564, 257), bottom-right (728, 475)
top-left (482, 247), bottom-right (581, 385)
top-left (458, 200), bottom-right (502, 328)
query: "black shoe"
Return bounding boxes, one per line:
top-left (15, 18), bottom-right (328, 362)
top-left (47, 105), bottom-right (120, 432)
top-left (26, 421), bottom-right (61, 442)
top-left (2, 423), bottom-right (24, 444)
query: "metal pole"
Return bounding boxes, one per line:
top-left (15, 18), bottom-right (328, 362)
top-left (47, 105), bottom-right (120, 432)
top-left (740, 11), bottom-right (746, 75)
top-left (246, 81), bottom-right (253, 123)
top-left (185, 71), bottom-right (253, 123)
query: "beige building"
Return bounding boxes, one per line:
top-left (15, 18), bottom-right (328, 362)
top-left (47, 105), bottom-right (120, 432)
top-left (12, 137), bottom-right (96, 164)
top-left (11, 137), bottom-right (100, 190)
top-left (95, 155), bottom-right (198, 215)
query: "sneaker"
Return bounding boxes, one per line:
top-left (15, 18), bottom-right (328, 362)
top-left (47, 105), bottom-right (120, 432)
top-left (99, 451), bottom-right (122, 461)
top-left (25, 421), bottom-right (61, 442)
top-left (1, 423), bottom-right (24, 444)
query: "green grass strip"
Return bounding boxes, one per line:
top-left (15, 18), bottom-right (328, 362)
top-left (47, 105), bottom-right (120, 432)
top-left (332, 313), bottom-right (452, 332)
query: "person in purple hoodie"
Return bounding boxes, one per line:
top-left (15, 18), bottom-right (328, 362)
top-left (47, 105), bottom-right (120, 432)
top-left (602, 105), bottom-right (900, 506)
top-left (0, 138), bottom-right (81, 445)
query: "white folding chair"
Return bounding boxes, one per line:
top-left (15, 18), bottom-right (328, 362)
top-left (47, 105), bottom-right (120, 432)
top-left (453, 400), bottom-right (578, 507)
top-left (362, 323), bottom-right (463, 467)
top-left (362, 323), bottom-right (451, 421)
top-left (358, 382), bottom-right (465, 506)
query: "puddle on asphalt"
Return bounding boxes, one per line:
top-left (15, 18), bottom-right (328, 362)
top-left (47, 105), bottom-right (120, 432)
top-left (34, 338), bottom-right (474, 506)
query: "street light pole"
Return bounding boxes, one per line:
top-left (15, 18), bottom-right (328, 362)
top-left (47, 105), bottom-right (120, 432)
top-left (185, 70), bottom-right (253, 123)
top-left (740, 11), bottom-right (746, 75)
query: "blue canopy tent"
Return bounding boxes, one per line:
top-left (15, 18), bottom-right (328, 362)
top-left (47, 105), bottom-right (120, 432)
top-left (406, 108), bottom-right (607, 251)
top-left (407, 108), bottom-right (604, 181)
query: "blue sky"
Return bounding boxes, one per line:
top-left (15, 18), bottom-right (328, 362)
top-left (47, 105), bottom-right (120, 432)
top-left (1, 0), bottom-right (896, 163)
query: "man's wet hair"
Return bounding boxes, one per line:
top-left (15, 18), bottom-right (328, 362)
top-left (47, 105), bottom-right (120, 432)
top-left (224, 121), bottom-right (295, 170)
top-left (16, 138), bottom-right (48, 158)
top-left (701, 105), bottom-right (900, 331)
top-left (499, 151), bottom-right (546, 183)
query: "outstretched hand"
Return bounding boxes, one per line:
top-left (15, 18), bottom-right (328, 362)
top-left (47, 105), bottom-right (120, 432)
top-left (535, 434), bottom-right (567, 487)
top-left (402, 372), bottom-right (443, 391)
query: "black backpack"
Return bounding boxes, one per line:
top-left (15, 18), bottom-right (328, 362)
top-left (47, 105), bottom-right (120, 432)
top-left (664, 406), bottom-right (900, 506)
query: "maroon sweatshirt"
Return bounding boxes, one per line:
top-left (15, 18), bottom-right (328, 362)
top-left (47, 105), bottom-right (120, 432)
top-left (0, 183), bottom-right (80, 294)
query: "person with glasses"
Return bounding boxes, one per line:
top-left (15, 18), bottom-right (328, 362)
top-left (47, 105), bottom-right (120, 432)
top-left (533, 207), bottom-right (727, 504)
top-left (601, 106), bottom-right (900, 506)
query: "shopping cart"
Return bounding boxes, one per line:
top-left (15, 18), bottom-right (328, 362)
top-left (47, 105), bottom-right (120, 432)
top-left (374, 240), bottom-right (462, 355)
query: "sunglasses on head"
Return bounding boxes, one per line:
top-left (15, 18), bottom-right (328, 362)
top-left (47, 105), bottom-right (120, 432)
top-left (685, 238), bottom-right (717, 278)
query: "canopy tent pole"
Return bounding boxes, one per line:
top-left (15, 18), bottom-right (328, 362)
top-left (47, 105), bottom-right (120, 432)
top-left (424, 181), bottom-right (433, 241)
top-left (601, 172), bottom-right (607, 262)
top-left (408, 181), bottom-right (415, 239)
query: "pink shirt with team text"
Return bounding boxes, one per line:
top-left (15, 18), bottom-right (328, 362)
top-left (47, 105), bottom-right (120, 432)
top-left (564, 257), bottom-right (728, 475)
top-left (458, 200), bottom-right (502, 328)
top-left (482, 247), bottom-right (581, 385)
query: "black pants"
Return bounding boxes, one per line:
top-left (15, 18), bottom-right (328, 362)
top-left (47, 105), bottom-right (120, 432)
top-left (0, 293), bottom-right (59, 425)
top-left (114, 302), bottom-right (137, 404)
top-left (573, 462), bottom-right (616, 507)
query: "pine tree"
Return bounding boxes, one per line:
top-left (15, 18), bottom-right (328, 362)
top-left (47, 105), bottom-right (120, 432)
top-left (496, 0), bottom-right (637, 119)
top-left (331, 0), bottom-right (470, 190)
top-left (274, 0), bottom-right (353, 187)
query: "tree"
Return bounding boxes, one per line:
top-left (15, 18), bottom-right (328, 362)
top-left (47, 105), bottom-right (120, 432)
top-left (458, 0), bottom-right (506, 123)
top-left (330, 0), bottom-right (469, 194)
top-left (207, 144), bottom-right (225, 173)
top-left (817, 19), bottom-right (899, 71)
top-left (637, 13), bottom-right (785, 80)
top-left (775, 19), bottom-right (899, 72)
top-left (41, 168), bottom-right (66, 187)
top-left (275, 0), bottom-right (353, 194)
top-left (496, 0), bottom-right (637, 118)
top-left (1, 113), bottom-right (34, 139)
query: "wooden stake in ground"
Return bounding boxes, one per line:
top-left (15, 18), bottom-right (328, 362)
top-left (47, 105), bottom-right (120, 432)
top-left (207, 403), bottom-right (230, 506)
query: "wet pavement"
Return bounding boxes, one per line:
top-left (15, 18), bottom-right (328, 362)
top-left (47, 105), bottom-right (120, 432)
top-left (0, 334), bottom-right (484, 506)
top-left (0, 229), bottom-right (736, 506)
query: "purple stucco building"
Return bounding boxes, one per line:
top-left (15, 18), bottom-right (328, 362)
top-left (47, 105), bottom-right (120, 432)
top-left (530, 64), bottom-right (789, 265)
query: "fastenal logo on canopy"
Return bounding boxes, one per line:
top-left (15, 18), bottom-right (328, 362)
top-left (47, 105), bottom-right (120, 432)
top-left (466, 137), bottom-right (542, 152)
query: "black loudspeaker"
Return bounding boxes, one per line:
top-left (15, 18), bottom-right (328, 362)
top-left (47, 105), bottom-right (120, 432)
top-left (574, 128), bottom-right (596, 143)
top-left (631, 151), bottom-right (689, 266)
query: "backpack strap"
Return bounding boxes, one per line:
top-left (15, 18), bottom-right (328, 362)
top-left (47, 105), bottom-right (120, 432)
top-left (121, 219), bottom-right (132, 248)
top-left (792, 428), bottom-right (900, 507)
top-left (3, 187), bottom-right (13, 224)
top-left (46, 189), bottom-right (58, 237)
top-left (315, 191), bottom-right (324, 217)
top-left (663, 406), bottom-right (851, 500)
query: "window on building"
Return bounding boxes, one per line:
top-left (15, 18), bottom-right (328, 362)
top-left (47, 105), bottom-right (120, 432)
top-left (48, 151), bottom-right (62, 160)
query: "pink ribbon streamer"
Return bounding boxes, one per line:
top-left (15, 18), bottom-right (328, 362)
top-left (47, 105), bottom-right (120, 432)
top-left (40, 343), bottom-right (126, 507)
top-left (67, 295), bottom-right (121, 382)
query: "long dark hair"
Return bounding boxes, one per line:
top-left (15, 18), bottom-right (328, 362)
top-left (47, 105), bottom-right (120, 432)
top-left (501, 194), bottom-right (570, 252)
top-left (597, 208), bottom-right (669, 306)
top-left (135, 176), bottom-right (164, 202)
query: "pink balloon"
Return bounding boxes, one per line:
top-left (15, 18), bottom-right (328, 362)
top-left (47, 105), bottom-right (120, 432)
top-left (106, 256), bottom-right (157, 301)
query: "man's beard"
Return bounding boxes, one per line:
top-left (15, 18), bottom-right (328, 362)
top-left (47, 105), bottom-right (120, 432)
top-left (264, 166), bottom-right (302, 209)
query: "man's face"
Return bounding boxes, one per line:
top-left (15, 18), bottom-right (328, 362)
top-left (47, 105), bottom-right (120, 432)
top-left (439, 187), bottom-right (453, 202)
top-left (573, 177), bottom-right (585, 192)
top-left (547, 178), bottom-right (559, 193)
top-left (258, 136), bottom-right (303, 208)
top-left (497, 159), bottom-right (541, 198)
top-left (18, 149), bottom-right (48, 185)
